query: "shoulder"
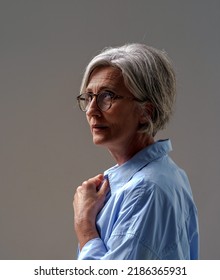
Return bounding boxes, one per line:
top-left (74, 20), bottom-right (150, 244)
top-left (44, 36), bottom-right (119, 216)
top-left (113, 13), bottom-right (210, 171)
top-left (120, 158), bottom-right (195, 218)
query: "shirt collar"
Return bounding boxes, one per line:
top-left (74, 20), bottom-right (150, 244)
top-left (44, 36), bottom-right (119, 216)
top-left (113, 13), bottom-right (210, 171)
top-left (104, 139), bottom-right (172, 193)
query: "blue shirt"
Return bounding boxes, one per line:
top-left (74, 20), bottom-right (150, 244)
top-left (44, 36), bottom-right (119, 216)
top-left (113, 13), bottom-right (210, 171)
top-left (78, 139), bottom-right (199, 260)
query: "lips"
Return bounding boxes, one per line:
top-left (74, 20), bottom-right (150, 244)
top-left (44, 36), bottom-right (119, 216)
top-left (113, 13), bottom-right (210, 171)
top-left (91, 124), bottom-right (108, 130)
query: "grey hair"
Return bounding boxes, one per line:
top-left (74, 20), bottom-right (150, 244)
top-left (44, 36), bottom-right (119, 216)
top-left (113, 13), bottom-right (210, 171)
top-left (80, 43), bottom-right (176, 136)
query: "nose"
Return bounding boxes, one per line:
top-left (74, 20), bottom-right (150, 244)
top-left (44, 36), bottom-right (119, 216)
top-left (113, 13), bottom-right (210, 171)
top-left (86, 95), bottom-right (101, 117)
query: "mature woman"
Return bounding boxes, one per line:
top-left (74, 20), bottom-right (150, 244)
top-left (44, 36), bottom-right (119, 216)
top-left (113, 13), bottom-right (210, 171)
top-left (73, 43), bottom-right (199, 259)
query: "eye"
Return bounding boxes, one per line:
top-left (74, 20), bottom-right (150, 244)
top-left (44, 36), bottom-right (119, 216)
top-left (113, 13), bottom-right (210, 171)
top-left (101, 91), bottom-right (114, 99)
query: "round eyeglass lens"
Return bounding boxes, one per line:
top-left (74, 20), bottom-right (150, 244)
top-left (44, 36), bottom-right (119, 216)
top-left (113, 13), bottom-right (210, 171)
top-left (97, 92), bottom-right (112, 111)
top-left (78, 94), bottom-right (90, 111)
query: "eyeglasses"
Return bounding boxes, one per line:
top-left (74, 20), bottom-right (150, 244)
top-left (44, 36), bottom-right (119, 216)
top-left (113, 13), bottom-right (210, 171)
top-left (77, 91), bottom-right (139, 112)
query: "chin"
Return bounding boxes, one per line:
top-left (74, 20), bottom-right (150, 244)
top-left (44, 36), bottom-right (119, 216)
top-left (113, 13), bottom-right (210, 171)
top-left (92, 136), bottom-right (110, 147)
top-left (93, 137), bottom-right (105, 145)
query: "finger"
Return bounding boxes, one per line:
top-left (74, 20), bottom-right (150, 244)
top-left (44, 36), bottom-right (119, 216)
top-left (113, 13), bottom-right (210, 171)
top-left (87, 174), bottom-right (104, 187)
top-left (98, 179), bottom-right (110, 196)
top-left (94, 174), bottom-right (104, 182)
top-left (80, 175), bottom-right (103, 192)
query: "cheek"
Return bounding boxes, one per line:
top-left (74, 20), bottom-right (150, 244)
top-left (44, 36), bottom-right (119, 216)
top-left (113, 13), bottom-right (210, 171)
top-left (107, 104), bottom-right (140, 132)
top-left (122, 106), bottom-right (140, 125)
top-left (112, 113), bottom-right (139, 134)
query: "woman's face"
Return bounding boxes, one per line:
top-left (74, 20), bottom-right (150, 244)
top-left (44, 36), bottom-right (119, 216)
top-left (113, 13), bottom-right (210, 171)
top-left (85, 66), bottom-right (143, 152)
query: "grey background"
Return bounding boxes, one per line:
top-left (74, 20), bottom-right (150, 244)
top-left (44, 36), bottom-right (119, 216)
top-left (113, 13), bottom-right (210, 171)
top-left (0, 0), bottom-right (219, 260)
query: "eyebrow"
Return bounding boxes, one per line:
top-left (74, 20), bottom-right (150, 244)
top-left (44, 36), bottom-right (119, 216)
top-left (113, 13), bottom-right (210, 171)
top-left (85, 86), bottom-right (116, 93)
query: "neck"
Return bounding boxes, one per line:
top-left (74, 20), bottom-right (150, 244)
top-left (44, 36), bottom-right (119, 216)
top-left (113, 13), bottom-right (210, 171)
top-left (107, 134), bottom-right (154, 165)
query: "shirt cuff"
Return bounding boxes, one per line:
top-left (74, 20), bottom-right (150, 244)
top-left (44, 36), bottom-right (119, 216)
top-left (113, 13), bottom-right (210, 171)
top-left (78, 237), bottom-right (107, 260)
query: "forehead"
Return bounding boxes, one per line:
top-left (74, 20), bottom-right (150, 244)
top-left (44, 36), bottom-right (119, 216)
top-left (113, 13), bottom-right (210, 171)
top-left (86, 66), bottom-right (124, 90)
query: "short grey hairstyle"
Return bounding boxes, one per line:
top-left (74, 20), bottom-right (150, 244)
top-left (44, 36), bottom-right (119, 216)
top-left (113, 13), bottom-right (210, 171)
top-left (80, 43), bottom-right (176, 136)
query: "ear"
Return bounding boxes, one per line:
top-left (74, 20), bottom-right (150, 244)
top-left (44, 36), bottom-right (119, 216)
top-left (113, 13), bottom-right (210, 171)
top-left (139, 103), bottom-right (154, 124)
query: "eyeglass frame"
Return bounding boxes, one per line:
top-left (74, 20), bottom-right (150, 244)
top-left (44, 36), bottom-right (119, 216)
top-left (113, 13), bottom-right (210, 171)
top-left (77, 90), bottom-right (140, 112)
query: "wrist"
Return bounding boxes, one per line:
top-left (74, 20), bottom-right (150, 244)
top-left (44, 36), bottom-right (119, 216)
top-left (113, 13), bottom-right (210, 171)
top-left (74, 219), bottom-right (99, 250)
